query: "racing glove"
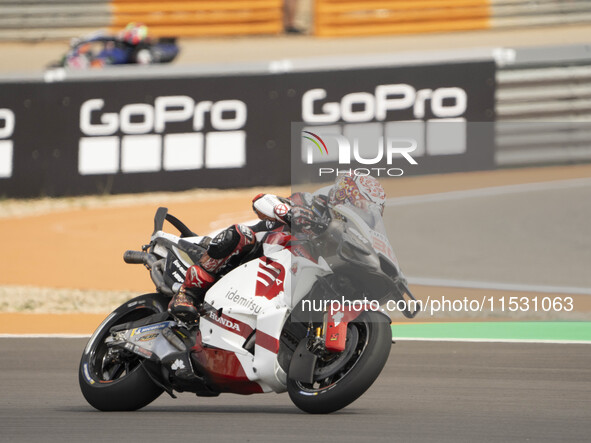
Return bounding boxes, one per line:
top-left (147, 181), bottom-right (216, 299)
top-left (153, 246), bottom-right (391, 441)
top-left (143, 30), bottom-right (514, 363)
top-left (291, 206), bottom-right (327, 235)
top-left (252, 194), bottom-right (292, 224)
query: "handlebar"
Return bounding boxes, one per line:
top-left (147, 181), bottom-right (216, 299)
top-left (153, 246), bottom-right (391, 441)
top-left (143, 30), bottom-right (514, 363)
top-left (123, 250), bottom-right (157, 267)
top-left (122, 250), bottom-right (173, 296)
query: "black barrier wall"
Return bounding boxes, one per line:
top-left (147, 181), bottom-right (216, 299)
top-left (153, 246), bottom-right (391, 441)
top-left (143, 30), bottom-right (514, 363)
top-left (290, 61), bottom-right (496, 184)
top-left (0, 60), bottom-right (495, 198)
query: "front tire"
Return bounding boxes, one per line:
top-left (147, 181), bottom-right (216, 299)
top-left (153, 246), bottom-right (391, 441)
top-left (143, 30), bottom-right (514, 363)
top-left (79, 293), bottom-right (169, 411)
top-left (287, 311), bottom-right (392, 414)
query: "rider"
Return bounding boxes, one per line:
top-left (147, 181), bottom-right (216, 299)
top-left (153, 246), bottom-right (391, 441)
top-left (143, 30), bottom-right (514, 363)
top-left (120, 22), bottom-right (153, 64)
top-left (121, 22), bottom-right (149, 46)
top-left (169, 174), bottom-right (386, 321)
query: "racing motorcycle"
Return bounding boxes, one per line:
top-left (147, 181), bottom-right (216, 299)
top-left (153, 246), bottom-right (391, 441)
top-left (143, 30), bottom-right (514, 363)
top-left (49, 33), bottom-right (179, 69)
top-left (79, 204), bottom-right (418, 414)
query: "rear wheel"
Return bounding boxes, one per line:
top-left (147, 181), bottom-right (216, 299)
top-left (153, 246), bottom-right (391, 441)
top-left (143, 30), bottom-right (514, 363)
top-left (79, 293), bottom-right (169, 411)
top-left (287, 311), bottom-right (392, 414)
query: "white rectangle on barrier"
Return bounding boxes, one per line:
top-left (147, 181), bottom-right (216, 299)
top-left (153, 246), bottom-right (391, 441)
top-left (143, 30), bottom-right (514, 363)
top-left (78, 137), bottom-right (119, 175)
top-left (343, 122), bottom-right (383, 161)
top-left (163, 133), bottom-right (203, 171)
top-left (0, 140), bottom-right (13, 178)
top-left (385, 120), bottom-right (425, 157)
top-left (205, 131), bottom-right (246, 168)
top-left (121, 135), bottom-right (161, 173)
top-left (426, 118), bottom-right (467, 155)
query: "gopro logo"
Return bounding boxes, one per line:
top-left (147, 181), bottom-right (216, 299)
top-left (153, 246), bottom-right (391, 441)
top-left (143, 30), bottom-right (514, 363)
top-left (0, 108), bottom-right (15, 178)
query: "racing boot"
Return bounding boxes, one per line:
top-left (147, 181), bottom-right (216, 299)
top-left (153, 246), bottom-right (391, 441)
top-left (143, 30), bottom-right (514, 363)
top-left (169, 265), bottom-right (215, 322)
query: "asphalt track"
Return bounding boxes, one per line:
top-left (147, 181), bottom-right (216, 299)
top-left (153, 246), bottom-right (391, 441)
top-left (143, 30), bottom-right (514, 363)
top-left (1, 337), bottom-right (590, 443)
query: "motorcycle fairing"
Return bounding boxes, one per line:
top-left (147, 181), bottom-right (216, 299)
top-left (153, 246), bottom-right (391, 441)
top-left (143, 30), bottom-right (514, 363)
top-left (199, 244), bottom-right (328, 393)
top-left (200, 249), bottom-right (295, 392)
top-left (191, 331), bottom-right (264, 395)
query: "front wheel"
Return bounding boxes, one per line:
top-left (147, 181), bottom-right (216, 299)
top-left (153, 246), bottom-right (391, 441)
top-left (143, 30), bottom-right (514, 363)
top-left (287, 311), bottom-right (392, 414)
top-left (79, 293), bottom-right (169, 411)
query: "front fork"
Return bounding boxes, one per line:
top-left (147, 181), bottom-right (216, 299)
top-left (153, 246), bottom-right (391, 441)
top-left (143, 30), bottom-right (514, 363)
top-left (321, 304), bottom-right (372, 353)
top-left (323, 310), bottom-right (349, 353)
top-left (289, 305), bottom-right (378, 384)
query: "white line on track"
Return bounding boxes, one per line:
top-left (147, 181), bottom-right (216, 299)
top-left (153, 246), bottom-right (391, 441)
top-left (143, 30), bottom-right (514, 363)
top-left (406, 276), bottom-right (591, 296)
top-left (385, 177), bottom-right (591, 207)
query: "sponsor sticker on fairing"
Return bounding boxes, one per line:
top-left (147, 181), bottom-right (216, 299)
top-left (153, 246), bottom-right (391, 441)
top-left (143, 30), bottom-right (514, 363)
top-left (208, 311), bottom-right (241, 332)
top-left (171, 359), bottom-right (186, 371)
top-left (131, 321), bottom-right (172, 336)
top-left (135, 333), bottom-right (159, 342)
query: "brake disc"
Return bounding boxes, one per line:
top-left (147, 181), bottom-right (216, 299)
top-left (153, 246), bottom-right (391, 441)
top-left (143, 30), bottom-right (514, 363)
top-left (313, 324), bottom-right (359, 380)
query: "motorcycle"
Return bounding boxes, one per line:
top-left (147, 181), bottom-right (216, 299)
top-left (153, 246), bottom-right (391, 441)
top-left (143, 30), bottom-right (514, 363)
top-left (49, 32), bottom-right (179, 69)
top-left (79, 203), bottom-right (418, 414)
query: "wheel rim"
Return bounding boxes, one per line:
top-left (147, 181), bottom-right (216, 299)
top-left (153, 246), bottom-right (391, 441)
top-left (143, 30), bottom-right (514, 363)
top-left (295, 319), bottom-right (371, 393)
top-left (87, 306), bottom-right (159, 384)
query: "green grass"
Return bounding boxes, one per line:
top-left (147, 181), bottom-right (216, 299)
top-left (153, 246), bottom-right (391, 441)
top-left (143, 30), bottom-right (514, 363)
top-left (391, 322), bottom-right (591, 342)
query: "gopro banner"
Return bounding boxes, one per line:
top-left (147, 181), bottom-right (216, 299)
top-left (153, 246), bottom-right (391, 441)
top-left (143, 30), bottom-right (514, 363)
top-left (0, 60), bottom-right (495, 198)
top-left (290, 60), bottom-right (496, 183)
top-left (0, 74), bottom-right (290, 198)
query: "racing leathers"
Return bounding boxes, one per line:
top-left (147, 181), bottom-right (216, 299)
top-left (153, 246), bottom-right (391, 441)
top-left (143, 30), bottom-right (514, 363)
top-left (168, 192), bottom-right (328, 321)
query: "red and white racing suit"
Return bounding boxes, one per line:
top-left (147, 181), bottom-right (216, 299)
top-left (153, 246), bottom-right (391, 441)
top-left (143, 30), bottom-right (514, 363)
top-left (169, 192), bottom-right (327, 320)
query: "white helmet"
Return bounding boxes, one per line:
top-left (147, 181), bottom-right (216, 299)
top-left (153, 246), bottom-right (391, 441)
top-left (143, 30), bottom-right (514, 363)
top-left (328, 174), bottom-right (386, 215)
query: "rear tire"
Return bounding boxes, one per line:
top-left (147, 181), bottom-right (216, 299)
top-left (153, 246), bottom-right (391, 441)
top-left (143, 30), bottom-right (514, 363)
top-left (287, 311), bottom-right (392, 414)
top-left (79, 293), bottom-right (169, 411)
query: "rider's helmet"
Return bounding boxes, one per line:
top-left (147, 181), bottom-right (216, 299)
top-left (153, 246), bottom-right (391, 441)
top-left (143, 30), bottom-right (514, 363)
top-left (121, 23), bottom-right (148, 45)
top-left (328, 174), bottom-right (386, 215)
